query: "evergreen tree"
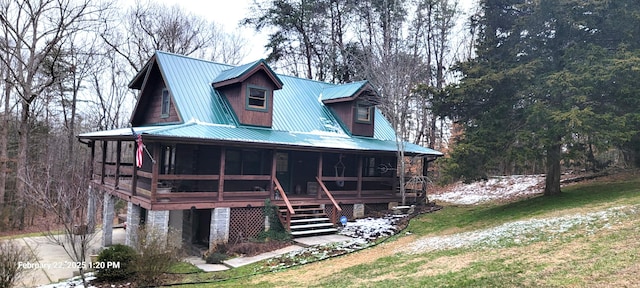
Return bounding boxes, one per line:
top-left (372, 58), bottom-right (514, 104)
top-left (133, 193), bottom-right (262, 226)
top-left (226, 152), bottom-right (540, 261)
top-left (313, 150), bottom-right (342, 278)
top-left (439, 0), bottom-right (640, 195)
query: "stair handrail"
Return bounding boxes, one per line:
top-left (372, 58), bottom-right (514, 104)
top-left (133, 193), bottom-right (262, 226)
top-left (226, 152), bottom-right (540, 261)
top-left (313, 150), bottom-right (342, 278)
top-left (274, 177), bottom-right (295, 215)
top-left (315, 176), bottom-right (342, 224)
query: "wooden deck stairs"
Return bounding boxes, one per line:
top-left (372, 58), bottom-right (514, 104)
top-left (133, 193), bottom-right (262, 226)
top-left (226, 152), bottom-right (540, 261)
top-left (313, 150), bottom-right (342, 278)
top-left (280, 205), bottom-right (338, 237)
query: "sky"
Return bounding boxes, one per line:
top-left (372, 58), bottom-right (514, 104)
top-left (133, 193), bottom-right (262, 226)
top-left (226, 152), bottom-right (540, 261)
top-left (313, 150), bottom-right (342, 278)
top-left (155, 0), bottom-right (271, 61)
top-left (152, 0), bottom-right (478, 64)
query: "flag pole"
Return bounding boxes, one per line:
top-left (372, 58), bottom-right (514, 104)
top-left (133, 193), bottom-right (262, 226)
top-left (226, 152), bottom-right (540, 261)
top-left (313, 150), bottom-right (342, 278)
top-left (130, 127), bottom-right (156, 164)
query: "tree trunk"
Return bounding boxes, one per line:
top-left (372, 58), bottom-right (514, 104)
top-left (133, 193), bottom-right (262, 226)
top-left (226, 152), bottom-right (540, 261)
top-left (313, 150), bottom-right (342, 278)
top-left (15, 101), bottom-right (30, 229)
top-left (0, 68), bottom-right (9, 208)
top-left (544, 141), bottom-right (562, 196)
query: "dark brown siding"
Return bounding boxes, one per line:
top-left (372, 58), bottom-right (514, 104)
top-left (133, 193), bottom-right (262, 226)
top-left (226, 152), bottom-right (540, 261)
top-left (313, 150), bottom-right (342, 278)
top-left (352, 114), bottom-right (375, 137)
top-left (219, 70), bottom-right (276, 127)
top-left (328, 102), bottom-right (354, 132)
top-left (327, 101), bottom-right (374, 137)
top-left (134, 64), bottom-right (181, 125)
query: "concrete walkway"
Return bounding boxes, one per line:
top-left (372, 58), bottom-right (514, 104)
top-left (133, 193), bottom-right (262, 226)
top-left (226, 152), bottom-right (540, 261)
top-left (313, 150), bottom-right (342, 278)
top-left (13, 228), bottom-right (126, 288)
top-left (186, 234), bottom-right (354, 272)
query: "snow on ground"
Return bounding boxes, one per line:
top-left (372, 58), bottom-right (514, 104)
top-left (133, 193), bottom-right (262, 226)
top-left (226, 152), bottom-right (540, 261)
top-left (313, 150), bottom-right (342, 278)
top-left (338, 214), bottom-right (407, 241)
top-left (400, 205), bottom-right (640, 254)
top-left (430, 175), bottom-right (546, 205)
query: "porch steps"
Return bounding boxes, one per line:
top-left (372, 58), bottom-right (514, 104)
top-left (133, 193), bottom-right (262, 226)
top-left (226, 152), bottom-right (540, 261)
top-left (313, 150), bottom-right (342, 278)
top-left (290, 217), bottom-right (330, 224)
top-left (280, 205), bottom-right (338, 237)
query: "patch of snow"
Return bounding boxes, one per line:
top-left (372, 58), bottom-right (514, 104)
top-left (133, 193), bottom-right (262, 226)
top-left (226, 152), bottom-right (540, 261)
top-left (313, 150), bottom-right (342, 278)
top-left (430, 175), bottom-right (545, 205)
top-left (338, 214), bottom-right (406, 241)
top-left (38, 273), bottom-right (98, 288)
top-left (399, 205), bottom-right (639, 254)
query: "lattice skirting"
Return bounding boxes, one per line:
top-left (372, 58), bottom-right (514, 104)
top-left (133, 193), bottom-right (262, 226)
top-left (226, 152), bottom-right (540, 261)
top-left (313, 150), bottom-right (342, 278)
top-left (229, 207), bottom-right (265, 244)
top-left (325, 204), bottom-right (354, 220)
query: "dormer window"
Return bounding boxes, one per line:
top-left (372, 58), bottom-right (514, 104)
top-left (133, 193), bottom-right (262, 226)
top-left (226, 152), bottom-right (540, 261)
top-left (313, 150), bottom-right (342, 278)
top-left (246, 85), bottom-right (269, 111)
top-left (355, 102), bottom-right (373, 123)
top-left (161, 89), bottom-right (170, 117)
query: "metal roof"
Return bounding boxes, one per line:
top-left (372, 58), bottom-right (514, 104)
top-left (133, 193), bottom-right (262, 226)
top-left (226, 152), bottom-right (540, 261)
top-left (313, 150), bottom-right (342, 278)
top-left (80, 121), bottom-right (441, 155)
top-left (320, 80), bottom-right (368, 102)
top-left (80, 51), bottom-right (443, 157)
top-left (212, 59), bottom-right (261, 83)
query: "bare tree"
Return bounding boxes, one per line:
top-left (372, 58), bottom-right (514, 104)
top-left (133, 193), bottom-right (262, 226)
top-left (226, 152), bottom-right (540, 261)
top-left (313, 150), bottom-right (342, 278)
top-left (0, 0), bottom-right (110, 229)
top-left (102, 0), bottom-right (248, 74)
top-left (20, 131), bottom-right (99, 286)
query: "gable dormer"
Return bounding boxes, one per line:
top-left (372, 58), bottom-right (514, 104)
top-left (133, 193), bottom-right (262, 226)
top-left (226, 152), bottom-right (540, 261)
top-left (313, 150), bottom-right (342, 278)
top-left (129, 56), bottom-right (182, 126)
top-left (321, 81), bottom-right (379, 137)
top-left (212, 60), bottom-right (283, 127)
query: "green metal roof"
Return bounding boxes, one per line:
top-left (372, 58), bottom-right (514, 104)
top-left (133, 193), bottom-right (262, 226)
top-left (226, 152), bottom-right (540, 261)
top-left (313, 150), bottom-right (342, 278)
top-left (80, 121), bottom-right (441, 155)
top-left (80, 51), bottom-right (443, 157)
top-left (320, 80), bottom-right (369, 102)
top-left (212, 59), bottom-right (283, 88)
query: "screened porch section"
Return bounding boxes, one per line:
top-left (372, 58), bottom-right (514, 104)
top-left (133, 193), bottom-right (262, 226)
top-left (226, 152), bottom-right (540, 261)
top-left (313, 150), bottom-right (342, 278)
top-left (90, 139), bottom-right (405, 210)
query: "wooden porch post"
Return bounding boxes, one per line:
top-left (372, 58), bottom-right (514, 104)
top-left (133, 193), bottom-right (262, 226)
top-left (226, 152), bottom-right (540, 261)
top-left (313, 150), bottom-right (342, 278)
top-left (317, 153), bottom-right (323, 200)
top-left (131, 140), bottom-right (138, 196)
top-left (89, 140), bottom-right (95, 180)
top-left (151, 142), bottom-right (160, 202)
top-left (100, 141), bottom-right (107, 185)
top-left (270, 150), bottom-right (277, 199)
top-left (115, 140), bottom-right (122, 188)
top-left (218, 147), bottom-right (226, 201)
top-left (357, 155), bottom-right (363, 198)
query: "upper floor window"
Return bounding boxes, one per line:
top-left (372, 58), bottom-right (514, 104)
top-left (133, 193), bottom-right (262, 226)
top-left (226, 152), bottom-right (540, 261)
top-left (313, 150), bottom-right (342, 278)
top-left (246, 85), bottom-right (269, 111)
top-left (161, 89), bottom-right (170, 117)
top-left (355, 102), bottom-right (373, 123)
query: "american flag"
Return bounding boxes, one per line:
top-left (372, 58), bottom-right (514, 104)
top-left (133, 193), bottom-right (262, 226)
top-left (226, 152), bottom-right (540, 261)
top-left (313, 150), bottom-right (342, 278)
top-left (131, 128), bottom-right (144, 168)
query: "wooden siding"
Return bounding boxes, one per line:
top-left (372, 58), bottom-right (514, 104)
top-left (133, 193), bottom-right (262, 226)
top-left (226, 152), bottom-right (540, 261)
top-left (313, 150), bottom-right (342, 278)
top-left (327, 101), bottom-right (374, 137)
top-left (219, 70), bottom-right (276, 127)
top-left (134, 64), bottom-right (181, 125)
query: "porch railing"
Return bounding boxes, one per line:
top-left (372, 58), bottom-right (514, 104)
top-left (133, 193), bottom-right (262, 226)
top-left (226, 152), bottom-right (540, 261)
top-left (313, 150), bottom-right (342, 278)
top-left (315, 176), bottom-right (342, 225)
top-left (273, 177), bottom-right (295, 230)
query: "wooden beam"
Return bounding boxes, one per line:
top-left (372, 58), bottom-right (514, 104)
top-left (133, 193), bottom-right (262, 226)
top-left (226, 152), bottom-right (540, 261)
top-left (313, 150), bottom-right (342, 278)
top-left (357, 156), bottom-right (363, 198)
top-left (157, 174), bottom-right (220, 181)
top-left (218, 147), bottom-right (226, 201)
top-left (270, 150), bottom-right (276, 199)
top-left (89, 140), bottom-right (95, 180)
top-left (100, 141), bottom-right (107, 184)
top-left (132, 141), bottom-right (138, 196)
top-left (151, 142), bottom-right (160, 202)
top-left (115, 140), bottom-right (122, 188)
top-left (317, 153), bottom-right (323, 200)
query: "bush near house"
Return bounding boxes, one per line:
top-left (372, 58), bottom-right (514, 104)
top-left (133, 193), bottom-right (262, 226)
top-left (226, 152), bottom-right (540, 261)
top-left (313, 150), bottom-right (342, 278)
top-left (95, 244), bottom-right (137, 281)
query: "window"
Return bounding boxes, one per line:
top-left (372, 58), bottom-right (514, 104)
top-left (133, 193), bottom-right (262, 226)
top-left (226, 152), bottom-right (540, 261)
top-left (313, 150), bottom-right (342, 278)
top-left (355, 102), bottom-right (372, 123)
top-left (246, 86), bottom-right (268, 111)
top-left (161, 89), bottom-right (170, 117)
top-left (226, 149), bottom-right (269, 175)
top-left (161, 145), bottom-right (176, 174)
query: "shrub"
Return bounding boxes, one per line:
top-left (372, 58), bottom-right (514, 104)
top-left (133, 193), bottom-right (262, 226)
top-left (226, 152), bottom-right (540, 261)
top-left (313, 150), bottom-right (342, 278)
top-left (0, 240), bottom-right (36, 288)
top-left (95, 244), bottom-right (137, 281)
top-left (261, 199), bottom-right (291, 241)
top-left (205, 252), bottom-right (227, 264)
top-left (205, 243), bottom-right (228, 264)
top-left (133, 227), bottom-right (181, 287)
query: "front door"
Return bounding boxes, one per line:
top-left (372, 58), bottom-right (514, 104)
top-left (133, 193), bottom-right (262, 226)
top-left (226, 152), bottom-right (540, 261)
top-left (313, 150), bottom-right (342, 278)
top-left (275, 152), bottom-right (291, 193)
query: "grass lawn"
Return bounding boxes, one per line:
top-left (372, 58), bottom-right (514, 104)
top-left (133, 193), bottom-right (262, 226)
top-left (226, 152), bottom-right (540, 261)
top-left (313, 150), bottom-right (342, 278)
top-left (166, 176), bottom-right (640, 287)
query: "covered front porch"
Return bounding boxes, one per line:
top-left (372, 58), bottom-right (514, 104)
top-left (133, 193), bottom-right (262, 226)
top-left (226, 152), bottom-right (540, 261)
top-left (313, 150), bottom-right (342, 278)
top-left (87, 138), bottom-right (413, 212)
